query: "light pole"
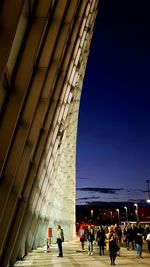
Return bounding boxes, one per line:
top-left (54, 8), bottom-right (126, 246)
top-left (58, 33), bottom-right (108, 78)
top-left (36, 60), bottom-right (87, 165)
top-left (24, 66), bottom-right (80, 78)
top-left (146, 180), bottom-right (150, 203)
top-left (134, 203), bottom-right (139, 222)
top-left (116, 209), bottom-right (120, 225)
top-left (124, 206), bottom-right (128, 222)
top-left (90, 209), bottom-right (94, 223)
top-left (110, 211), bottom-right (113, 225)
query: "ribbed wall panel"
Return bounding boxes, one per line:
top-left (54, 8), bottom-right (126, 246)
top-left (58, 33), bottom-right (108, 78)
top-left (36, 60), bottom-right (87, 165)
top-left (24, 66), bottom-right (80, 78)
top-left (0, 0), bottom-right (99, 266)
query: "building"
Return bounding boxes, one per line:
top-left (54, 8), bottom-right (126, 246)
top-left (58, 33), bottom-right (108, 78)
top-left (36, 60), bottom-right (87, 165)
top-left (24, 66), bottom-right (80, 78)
top-left (0, 1), bottom-right (99, 266)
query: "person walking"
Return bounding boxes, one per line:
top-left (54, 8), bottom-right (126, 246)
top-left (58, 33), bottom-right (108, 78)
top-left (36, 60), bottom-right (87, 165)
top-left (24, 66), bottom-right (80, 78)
top-left (144, 224), bottom-right (150, 253)
top-left (79, 225), bottom-right (86, 251)
top-left (114, 224), bottom-right (121, 256)
top-left (86, 225), bottom-right (94, 255)
top-left (96, 225), bottom-right (106, 255)
top-left (109, 232), bottom-right (119, 265)
top-left (56, 224), bottom-right (64, 257)
top-left (146, 232), bottom-right (150, 253)
top-left (135, 224), bottom-right (144, 258)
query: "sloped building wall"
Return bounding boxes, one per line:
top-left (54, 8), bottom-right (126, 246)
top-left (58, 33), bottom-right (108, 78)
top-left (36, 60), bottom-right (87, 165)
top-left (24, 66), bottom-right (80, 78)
top-left (0, 0), bottom-right (99, 266)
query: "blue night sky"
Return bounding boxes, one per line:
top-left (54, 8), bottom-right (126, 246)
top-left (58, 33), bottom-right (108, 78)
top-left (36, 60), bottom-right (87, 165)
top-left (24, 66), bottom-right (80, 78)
top-left (76, 0), bottom-right (150, 204)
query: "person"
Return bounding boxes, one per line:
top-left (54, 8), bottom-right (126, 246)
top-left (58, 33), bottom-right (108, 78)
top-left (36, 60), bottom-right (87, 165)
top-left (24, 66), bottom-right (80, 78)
top-left (79, 225), bottom-right (86, 251)
top-left (105, 226), bottom-right (111, 251)
top-left (56, 224), bottom-right (64, 257)
top-left (123, 225), bottom-right (128, 248)
top-left (135, 224), bottom-right (144, 258)
top-left (144, 224), bottom-right (150, 253)
top-left (114, 224), bottom-right (122, 256)
top-left (96, 225), bottom-right (106, 255)
top-left (86, 225), bottom-right (94, 255)
top-left (109, 232), bottom-right (119, 265)
top-left (126, 224), bottom-right (136, 250)
top-left (146, 232), bottom-right (150, 253)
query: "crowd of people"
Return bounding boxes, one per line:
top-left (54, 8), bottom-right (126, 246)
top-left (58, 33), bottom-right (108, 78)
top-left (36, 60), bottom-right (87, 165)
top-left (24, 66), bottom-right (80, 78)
top-left (78, 223), bottom-right (150, 265)
top-left (54, 222), bottom-right (150, 264)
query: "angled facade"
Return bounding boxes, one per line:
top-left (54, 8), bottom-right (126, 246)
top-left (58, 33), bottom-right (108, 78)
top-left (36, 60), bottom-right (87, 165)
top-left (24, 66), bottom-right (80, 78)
top-left (0, 0), bottom-right (99, 266)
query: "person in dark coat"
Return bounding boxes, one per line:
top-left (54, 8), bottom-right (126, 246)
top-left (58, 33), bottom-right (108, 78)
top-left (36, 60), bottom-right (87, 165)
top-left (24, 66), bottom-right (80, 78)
top-left (109, 232), bottom-right (119, 265)
top-left (135, 224), bottom-right (144, 258)
top-left (96, 226), bottom-right (106, 255)
top-left (123, 224), bottom-right (135, 250)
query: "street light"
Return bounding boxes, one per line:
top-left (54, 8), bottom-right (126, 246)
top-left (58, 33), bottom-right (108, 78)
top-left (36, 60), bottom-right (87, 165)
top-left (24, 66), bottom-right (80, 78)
top-left (124, 206), bottom-right (128, 222)
top-left (146, 180), bottom-right (150, 203)
top-left (116, 209), bottom-right (120, 225)
top-left (110, 211), bottom-right (113, 224)
top-left (134, 203), bottom-right (139, 222)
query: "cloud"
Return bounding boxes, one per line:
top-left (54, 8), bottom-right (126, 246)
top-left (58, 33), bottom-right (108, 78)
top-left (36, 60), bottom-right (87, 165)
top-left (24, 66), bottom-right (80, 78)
top-left (77, 196), bottom-right (101, 201)
top-left (127, 198), bottom-right (147, 203)
top-left (112, 196), bottom-right (120, 199)
top-left (127, 188), bottom-right (146, 193)
top-left (77, 197), bottom-right (90, 201)
top-left (76, 176), bottom-right (89, 180)
top-left (77, 187), bottom-right (123, 194)
top-left (141, 189), bottom-right (149, 193)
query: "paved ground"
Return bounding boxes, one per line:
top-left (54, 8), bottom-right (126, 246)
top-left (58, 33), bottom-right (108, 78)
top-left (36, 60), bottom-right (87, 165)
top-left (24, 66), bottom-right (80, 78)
top-left (14, 239), bottom-right (150, 267)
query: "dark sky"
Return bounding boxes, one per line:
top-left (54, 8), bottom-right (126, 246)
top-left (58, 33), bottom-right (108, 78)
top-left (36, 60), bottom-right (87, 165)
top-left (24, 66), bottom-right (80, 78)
top-left (76, 0), bottom-right (150, 205)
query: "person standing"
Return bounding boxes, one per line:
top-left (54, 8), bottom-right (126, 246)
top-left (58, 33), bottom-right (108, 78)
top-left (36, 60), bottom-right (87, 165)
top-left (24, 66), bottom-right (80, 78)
top-left (126, 224), bottom-right (135, 250)
top-left (56, 224), bottom-right (63, 257)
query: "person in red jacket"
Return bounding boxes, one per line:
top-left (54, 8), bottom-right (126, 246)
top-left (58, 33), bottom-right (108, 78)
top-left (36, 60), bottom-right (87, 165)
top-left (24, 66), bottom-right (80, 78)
top-left (79, 225), bottom-right (86, 251)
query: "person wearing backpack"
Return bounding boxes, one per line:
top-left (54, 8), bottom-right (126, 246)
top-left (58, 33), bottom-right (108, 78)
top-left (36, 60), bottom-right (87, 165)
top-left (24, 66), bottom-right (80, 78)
top-left (56, 225), bottom-right (63, 257)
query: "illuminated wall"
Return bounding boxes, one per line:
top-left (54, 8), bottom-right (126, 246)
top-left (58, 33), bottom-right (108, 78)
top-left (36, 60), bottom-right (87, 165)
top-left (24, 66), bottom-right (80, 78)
top-left (0, 0), bottom-right (99, 266)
